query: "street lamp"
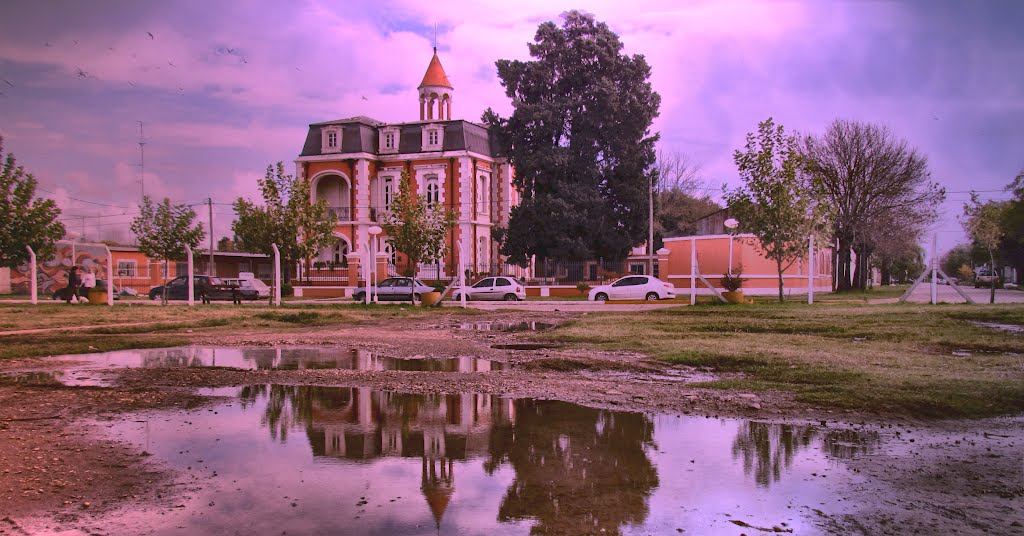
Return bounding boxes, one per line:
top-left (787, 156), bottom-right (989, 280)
top-left (368, 225), bottom-right (383, 304)
top-left (724, 218), bottom-right (739, 275)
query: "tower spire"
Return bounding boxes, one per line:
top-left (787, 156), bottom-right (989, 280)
top-left (418, 47), bottom-right (453, 121)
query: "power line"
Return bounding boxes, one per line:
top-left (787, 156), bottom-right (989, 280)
top-left (36, 186), bottom-right (135, 209)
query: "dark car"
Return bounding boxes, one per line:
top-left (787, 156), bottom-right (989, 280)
top-left (149, 275), bottom-right (258, 301)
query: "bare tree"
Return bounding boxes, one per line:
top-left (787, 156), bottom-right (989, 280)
top-left (653, 150), bottom-right (703, 194)
top-left (804, 120), bottom-right (944, 291)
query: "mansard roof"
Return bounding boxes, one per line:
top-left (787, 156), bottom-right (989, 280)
top-left (299, 118), bottom-right (503, 158)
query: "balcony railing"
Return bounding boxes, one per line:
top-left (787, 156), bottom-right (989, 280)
top-left (326, 206), bottom-right (354, 222)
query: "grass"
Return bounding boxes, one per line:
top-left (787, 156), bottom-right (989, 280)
top-left (0, 301), bottom-right (481, 361)
top-left (541, 302), bottom-right (1024, 418)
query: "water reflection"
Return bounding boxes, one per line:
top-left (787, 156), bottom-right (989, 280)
top-left (95, 386), bottom-right (878, 535)
top-left (36, 347), bottom-right (503, 386)
top-left (731, 422), bottom-right (881, 487)
top-left (460, 321), bottom-right (555, 332)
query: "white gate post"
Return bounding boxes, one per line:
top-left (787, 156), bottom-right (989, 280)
top-left (272, 243), bottom-right (281, 306)
top-left (690, 238), bottom-right (697, 305)
top-left (105, 245), bottom-right (114, 306)
top-left (26, 246), bottom-right (37, 304)
top-left (185, 244), bottom-right (194, 306)
top-left (459, 240), bottom-right (467, 308)
top-left (930, 234), bottom-right (938, 305)
top-left (808, 235), bottom-right (815, 305)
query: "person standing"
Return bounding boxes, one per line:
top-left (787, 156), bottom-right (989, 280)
top-left (66, 266), bottom-right (81, 304)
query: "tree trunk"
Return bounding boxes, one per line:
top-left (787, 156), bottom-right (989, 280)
top-left (161, 260), bottom-right (169, 305)
top-left (836, 238), bottom-right (854, 291)
top-left (776, 258), bottom-right (785, 303)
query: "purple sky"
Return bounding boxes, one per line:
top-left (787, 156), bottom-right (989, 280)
top-left (1, 0), bottom-right (1022, 254)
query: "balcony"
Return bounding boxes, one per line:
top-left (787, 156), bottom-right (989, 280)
top-left (326, 206), bottom-right (354, 222)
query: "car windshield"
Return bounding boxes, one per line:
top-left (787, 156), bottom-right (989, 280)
top-left (415, 279), bottom-right (429, 287)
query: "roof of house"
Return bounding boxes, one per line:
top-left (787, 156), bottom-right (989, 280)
top-left (298, 119), bottom-right (503, 158)
top-left (418, 49), bottom-right (453, 89)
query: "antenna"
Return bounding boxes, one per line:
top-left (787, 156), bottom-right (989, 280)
top-left (137, 121), bottom-right (146, 200)
top-left (433, 23), bottom-right (437, 51)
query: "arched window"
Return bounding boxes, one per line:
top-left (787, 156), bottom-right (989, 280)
top-left (426, 175), bottom-right (439, 205)
top-left (332, 240), bottom-right (348, 265)
top-left (384, 240), bottom-right (397, 265)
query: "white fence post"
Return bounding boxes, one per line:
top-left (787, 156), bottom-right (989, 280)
top-left (272, 243), bottom-right (281, 306)
top-left (105, 245), bottom-right (114, 306)
top-left (459, 240), bottom-right (467, 308)
top-left (808, 234), bottom-right (814, 305)
top-left (185, 244), bottom-right (194, 306)
top-left (26, 245), bottom-right (37, 305)
top-left (930, 234), bottom-right (938, 305)
top-left (690, 238), bottom-right (697, 306)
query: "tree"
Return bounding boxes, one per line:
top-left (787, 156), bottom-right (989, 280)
top-left (724, 118), bottom-right (815, 303)
top-left (130, 196), bottom-right (204, 304)
top-left (232, 162), bottom-right (335, 284)
top-left (0, 138), bottom-right (65, 268)
top-left (652, 151), bottom-right (720, 244)
top-left (381, 171), bottom-right (456, 279)
top-left (216, 236), bottom-right (236, 252)
top-left (940, 244), bottom-right (977, 280)
top-left (962, 193), bottom-right (1007, 303)
top-left (998, 170), bottom-right (1024, 285)
top-left (803, 120), bottom-right (944, 291)
top-left (485, 11), bottom-right (661, 264)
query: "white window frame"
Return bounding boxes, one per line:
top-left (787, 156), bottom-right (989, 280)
top-left (426, 176), bottom-right (439, 205)
top-left (379, 126), bottom-right (400, 154)
top-left (383, 176), bottom-right (395, 211)
top-left (421, 124), bottom-right (443, 151)
top-left (321, 126), bottom-right (342, 153)
top-left (117, 260), bottom-right (137, 277)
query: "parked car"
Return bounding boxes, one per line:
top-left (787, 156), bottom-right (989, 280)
top-left (588, 275), bottom-right (676, 301)
top-left (351, 277), bottom-right (434, 302)
top-left (149, 275), bottom-right (258, 301)
top-left (452, 276), bottom-right (526, 302)
top-left (220, 276), bottom-right (271, 298)
top-left (974, 269), bottom-right (1000, 289)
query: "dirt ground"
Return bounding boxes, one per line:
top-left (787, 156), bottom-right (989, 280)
top-left (1, 310), bottom-right (1022, 535)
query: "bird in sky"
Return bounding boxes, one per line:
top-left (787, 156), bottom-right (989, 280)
top-left (75, 68), bottom-right (89, 78)
top-left (361, 95), bottom-right (368, 100)
top-left (147, 32), bottom-right (155, 40)
top-left (168, 60), bottom-right (176, 67)
top-left (2, 79), bottom-right (12, 87)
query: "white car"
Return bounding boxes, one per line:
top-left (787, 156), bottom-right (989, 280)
top-left (221, 276), bottom-right (271, 298)
top-left (453, 276), bottom-right (526, 301)
top-left (588, 275), bottom-right (676, 301)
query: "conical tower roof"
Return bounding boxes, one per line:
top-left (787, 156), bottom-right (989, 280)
top-left (418, 48), bottom-right (453, 89)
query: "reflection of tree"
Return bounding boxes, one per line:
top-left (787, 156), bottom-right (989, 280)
top-left (731, 422), bottom-right (816, 486)
top-left (486, 400), bottom-right (658, 536)
top-left (239, 384), bottom-right (353, 442)
top-left (730, 422), bottom-right (882, 487)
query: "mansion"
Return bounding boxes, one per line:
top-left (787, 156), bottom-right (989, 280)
top-left (295, 48), bottom-right (517, 286)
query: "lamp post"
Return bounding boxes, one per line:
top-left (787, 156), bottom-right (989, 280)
top-left (368, 225), bottom-right (383, 304)
top-left (724, 218), bottom-right (739, 275)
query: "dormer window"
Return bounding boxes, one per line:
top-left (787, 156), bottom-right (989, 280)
top-left (421, 124), bottom-right (443, 151)
top-left (379, 126), bottom-right (400, 154)
top-left (321, 126), bottom-right (342, 153)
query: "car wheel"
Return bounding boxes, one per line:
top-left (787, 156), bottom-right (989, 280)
top-left (414, 293), bottom-right (421, 301)
top-left (353, 292), bottom-right (365, 302)
top-left (503, 293), bottom-right (518, 302)
top-left (595, 292), bottom-right (608, 301)
top-left (150, 292), bottom-right (159, 300)
top-left (645, 292), bottom-right (659, 301)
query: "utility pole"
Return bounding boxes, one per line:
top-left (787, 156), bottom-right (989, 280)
top-left (208, 198), bottom-right (215, 276)
top-left (137, 121), bottom-right (146, 200)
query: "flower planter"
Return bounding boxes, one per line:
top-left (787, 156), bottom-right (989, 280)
top-left (420, 291), bottom-right (442, 306)
top-left (86, 288), bottom-right (107, 304)
top-left (722, 290), bottom-right (745, 304)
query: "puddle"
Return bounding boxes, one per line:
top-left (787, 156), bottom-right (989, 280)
top-left (83, 385), bottom-right (878, 535)
top-left (491, 343), bottom-right (562, 350)
top-left (17, 347), bottom-right (504, 386)
top-left (459, 321), bottom-right (555, 332)
top-left (971, 321), bottom-right (1024, 334)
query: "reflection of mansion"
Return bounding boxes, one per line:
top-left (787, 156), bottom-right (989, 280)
top-left (294, 48), bottom-right (518, 296)
top-left (305, 389), bottom-right (515, 528)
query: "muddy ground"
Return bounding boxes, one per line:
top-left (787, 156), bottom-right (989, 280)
top-left (1, 310), bottom-right (1022, 535)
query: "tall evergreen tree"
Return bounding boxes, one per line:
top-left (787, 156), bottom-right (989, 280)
top-left (484, 11), bottom-right (661, 264)
top-left (0, 138), bottom-right (65, 268)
